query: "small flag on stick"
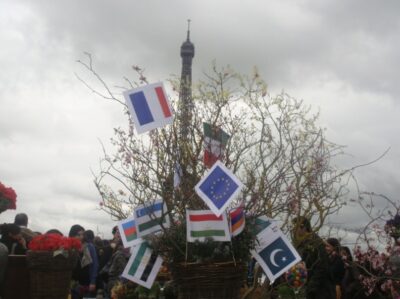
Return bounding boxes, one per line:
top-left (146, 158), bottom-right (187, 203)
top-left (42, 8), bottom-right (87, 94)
top-left (117, 216), bottom-right (142, 248)
top-left (122, 240), bottom-right (163, 289)
top-left (251, 225), bottom-right (301, 283)
top-left (195, 161), bottom-right (243, 217)
top-left (123, 82), bottom-right (173, 134)
top-left (203, 122), bottom-right (230, 168)
top-left (186, 209), bottom-right (231, 242)
top-left (134, 199), bottom-right (170, 238)
top-left (229, 204), bottom-right (245, 237)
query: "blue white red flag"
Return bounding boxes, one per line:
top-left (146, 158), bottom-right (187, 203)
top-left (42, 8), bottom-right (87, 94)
top-left (134, 199), bottom-right (170, 238)
top-left (229, 204), bottom-right (245, 237)
top-left (251, 225), bottom-right (301, 282)
top-left (123, 82), bottom-right (173, 134)
top-left (195, 161), bottom-right (243, 217)
top-left (122, 240), bottom-right (163, 289)
top-left (117, 215), bottom-right (142, 248)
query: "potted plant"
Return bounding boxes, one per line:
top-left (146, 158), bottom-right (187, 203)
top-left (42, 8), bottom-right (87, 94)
top-left (27, 233), bottom-right (81, 299)
top-left (76, 51), bottom-right (355, 298)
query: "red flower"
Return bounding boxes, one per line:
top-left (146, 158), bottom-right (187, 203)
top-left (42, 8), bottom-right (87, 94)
top-left (28, 234), bottom-right (82, 252)
top-left (0, 182), bottom-right (17, 211)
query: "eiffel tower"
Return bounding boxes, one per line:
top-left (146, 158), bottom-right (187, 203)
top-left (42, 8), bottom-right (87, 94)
top-left (178, 20), bottom-right (195, 139)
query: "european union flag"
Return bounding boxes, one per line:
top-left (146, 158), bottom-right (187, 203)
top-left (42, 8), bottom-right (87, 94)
top-left (195, 161), bottom-right (243, 216)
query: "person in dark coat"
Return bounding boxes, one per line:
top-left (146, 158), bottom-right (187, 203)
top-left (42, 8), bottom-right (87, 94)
top-left (0, 223), bottom-right (27, 255)
top-left (325, 238), bottom-right (345, 299)
top-left (292, 217), bottom-right (335, 299)
top-left (340, 246), bottom-right (368, 299)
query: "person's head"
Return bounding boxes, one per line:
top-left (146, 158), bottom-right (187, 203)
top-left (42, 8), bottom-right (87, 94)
top-left (292, 216), bottom-right (312, 240)
top-left (325, 238), bottom-right (341, 256)
top-left (14, 213), bottom-right (28, 226)
top-left (340, 246), bottom-right (353, 262)
top-left (68, 224), bottom-right (85, 241)
top-left (0, 223), bottom-right (22, 241)
top-left (45, 229), bottom-right (63, 236)
top-left (112, 225), bottom-right (121, 241)
top-left (83, 230), bottom-right (95, 243)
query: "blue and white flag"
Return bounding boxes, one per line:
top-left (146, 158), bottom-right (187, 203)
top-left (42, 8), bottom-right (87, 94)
top-left (123, 82), bottom-right (173, 134)
top-left (251, 227), bottom-right (301, 283)
top-left (195, 161), bottom-right (243, 217)
top-left (122, 240), bottom-right (163, 289)
top-left (134, 199), bottom-right (170, 238)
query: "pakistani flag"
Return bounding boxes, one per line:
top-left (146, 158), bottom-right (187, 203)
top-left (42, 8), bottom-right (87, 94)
top-left (122, 241), bottom-right (163, 289)
top-left (203, 122), bottom-right (230, 168)
top-left (134, 199), bottom-right (170, 238)
top-left (186, 209), bottom-right (231, 242)
top-left (251, 225), bottom-right (301, 282)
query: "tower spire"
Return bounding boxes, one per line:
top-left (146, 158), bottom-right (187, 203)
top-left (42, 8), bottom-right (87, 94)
top-left (179, 20), bottom-right (195, 139)
top-left (187, 19), bottom-right (191, 41)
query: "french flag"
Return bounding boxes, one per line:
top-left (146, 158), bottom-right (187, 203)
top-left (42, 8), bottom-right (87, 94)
top-left (123, 82), bottom-right (174, 134)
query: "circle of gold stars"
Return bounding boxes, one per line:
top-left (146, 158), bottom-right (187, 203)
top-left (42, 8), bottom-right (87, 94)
top-left (209, 176), bottom-right (232, 201)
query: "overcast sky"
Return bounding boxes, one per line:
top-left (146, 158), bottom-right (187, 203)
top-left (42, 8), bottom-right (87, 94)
top-left (0, 0), bottom-right (399, 239)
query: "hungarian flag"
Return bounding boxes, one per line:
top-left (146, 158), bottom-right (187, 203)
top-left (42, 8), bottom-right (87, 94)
top-left (203, 122), bottom-right (230, 168)
top-left (186, 209), bottom-right (231, 242)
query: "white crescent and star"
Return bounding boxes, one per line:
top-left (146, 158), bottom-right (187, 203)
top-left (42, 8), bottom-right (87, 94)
top-left (270, 249), bottom-right (284, 267)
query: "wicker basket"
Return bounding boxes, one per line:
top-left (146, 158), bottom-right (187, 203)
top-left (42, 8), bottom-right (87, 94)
top-left (27, 250), bottom-right (78, 299)
top-left (171, 261), bottom-right (247, 299)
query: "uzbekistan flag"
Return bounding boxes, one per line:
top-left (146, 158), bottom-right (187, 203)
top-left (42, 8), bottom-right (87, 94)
top-left (123, 82), bottom-right (173, 134)
top-left (122, 241), bottom-right (163, 289)
top-left (117, 216), bottom-right (142, 248)
top-left (134, 199), bottom-right (170, 238)
top-left (186, 209), bottom-right (231, 242)
top-left (229, 204), bottom-right (245, 237)
top-left (203, 122), bottom-right (230, 168)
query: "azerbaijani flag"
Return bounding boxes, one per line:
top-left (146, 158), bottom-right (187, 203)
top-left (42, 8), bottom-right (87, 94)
top-left (203, 122), bottom-right (230, 168)
top-left (117, 216), bottom-right (141, 248)
top-left (186, 209), bottom-right (231, 242)
top-left (122, 241), bottom-right (163, 289)
top-left (134, 199), bottom-right (170, 238)
top-left (123, 82), bottom-right (173, 134)
top-left (230, 204), bottom-right (245, 237)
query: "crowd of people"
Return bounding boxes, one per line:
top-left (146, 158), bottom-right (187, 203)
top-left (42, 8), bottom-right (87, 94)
top-left (0, 213), bottom-right (397, 299)
top-left (291, 216), bottom-right (394, 299)
top-left (0, 213), bottom-right (130, 299)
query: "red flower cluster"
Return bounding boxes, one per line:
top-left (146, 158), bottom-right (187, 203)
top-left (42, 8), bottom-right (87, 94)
top-left (29, 234), bottom-right (82, 251)
top-left (0, 182), bottom-right (17, 213)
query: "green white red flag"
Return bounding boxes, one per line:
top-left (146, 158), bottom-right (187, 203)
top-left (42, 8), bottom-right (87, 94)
top-left (186, 209), bottom-right (231, 242)
top-left (203, 122), bottom-right (230, 168)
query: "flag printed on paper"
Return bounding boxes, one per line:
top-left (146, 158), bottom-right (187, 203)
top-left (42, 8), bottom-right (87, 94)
top-left (203, 122), bottom-right (230, 168)
top-left (253, 215), bottom-right (273, 235)
top-left (122, 241), bottom-right (163, 289)
top-left (117, 216), bottom-right (142, 248)
top-left (195, 161), bottom-right (243, 217)
top-left (251, 228), bottom-right (301, 282)
top-left (123, 82), bottom-right (173, 134)
top-left (186, 210), bottom-right (231, 242)
top-left (134, 199), bottom-right (170, 238)
top-left (229, 204), bottom-right (245, 237)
